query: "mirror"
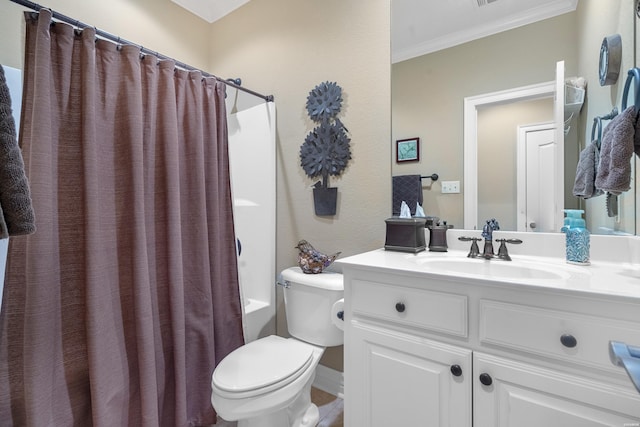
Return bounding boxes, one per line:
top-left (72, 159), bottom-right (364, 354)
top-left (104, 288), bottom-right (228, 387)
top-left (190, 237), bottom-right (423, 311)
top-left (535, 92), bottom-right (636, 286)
top-left (464, 79), bottom-right (558, 232)
top-left (391, 0), bottom-right (636, 234)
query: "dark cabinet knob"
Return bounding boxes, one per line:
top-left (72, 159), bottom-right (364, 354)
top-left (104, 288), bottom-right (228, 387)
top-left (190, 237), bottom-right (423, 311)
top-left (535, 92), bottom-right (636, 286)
top-left (560, 334), bottom-right (577, 348)
top-left (337, 311), bottom-right (344, 320)
top-left (395, 302), bottom-right (406, 313)
top-left (479, 373), bottom-right (493, 386)
top-left (450, 364), bottom-right (462, 377)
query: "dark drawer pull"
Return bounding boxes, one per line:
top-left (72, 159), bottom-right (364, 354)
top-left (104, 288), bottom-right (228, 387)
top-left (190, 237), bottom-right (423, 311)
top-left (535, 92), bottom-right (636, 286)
top-left (560, 334), bottom-right (577, 348)
top-left (395, 302), bottom-right (406, 313)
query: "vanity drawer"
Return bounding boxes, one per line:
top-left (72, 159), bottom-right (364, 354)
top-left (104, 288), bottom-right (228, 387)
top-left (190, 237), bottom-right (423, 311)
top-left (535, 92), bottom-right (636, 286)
top-left (479, 299), bottom-right (640, 372)
top-left (351, 279), bottom-right (468, 337)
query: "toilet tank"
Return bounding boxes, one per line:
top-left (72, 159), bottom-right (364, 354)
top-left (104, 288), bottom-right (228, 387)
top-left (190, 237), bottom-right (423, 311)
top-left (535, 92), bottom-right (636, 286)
top-left (280, 267), bottom-right (344, 347)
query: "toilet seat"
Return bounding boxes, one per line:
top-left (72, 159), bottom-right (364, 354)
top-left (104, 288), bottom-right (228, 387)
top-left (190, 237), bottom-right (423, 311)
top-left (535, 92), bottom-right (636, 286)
top-left (212, 335), bottom-right (315, 398)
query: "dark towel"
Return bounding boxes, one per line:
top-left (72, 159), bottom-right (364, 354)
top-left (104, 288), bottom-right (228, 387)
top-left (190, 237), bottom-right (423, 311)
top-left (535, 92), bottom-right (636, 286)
top-left (573, 140), bottom-right (603, 199)
top-left (595, 106), bottom-right (637, 195)
top-left (635, 109), bottom-right (640, 157)
top-left (0, 64), bottom-right (35, 238)
top-left (392, 175), bottom-right (423, 216)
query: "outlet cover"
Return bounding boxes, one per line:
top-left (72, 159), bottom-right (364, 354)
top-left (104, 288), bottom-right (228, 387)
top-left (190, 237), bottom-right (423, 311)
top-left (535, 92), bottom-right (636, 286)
top-left (441, 180), bottom-right (460, 194)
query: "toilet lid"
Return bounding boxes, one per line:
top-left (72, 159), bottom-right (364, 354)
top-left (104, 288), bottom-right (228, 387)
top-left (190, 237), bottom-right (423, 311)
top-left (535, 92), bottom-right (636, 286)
top-left (212, 335), bottom-right (314, 393)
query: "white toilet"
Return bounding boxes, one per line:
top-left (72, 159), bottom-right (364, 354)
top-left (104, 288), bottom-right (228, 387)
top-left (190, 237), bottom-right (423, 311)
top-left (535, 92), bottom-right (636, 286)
top-left (211, 267), bottom-right (344, 427)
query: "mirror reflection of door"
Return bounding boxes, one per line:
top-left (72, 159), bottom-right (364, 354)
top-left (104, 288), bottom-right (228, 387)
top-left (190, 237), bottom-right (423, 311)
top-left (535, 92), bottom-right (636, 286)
top-left (517, 123), bottom-right (555, 232)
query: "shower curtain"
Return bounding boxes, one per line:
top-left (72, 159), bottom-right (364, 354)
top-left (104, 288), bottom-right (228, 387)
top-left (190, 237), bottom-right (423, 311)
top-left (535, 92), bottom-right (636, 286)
top-left (0, 10), bottom-right (244, 427)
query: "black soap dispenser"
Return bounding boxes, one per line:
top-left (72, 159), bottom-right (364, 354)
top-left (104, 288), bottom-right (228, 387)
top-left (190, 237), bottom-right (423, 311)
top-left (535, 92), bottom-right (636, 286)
top-left (428, 221), bottom-right (449, 252)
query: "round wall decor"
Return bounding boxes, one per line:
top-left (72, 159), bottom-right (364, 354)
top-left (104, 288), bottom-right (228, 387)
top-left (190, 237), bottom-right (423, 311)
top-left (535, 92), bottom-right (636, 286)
top-left (599, 34), bottom-right (622, 86)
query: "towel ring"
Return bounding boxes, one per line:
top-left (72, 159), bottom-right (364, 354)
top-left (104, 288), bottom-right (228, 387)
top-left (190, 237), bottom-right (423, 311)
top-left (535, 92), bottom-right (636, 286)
top-left (591, 117), bottom-right (603, 147)
top-left (621, 67), bottom-right (640, 110)
top-left (591, 107), bottom-right (619, 149)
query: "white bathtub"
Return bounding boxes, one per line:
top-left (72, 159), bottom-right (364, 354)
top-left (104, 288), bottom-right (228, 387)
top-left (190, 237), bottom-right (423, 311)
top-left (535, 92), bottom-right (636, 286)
top-left (243, 297), bottom-right (274, 343)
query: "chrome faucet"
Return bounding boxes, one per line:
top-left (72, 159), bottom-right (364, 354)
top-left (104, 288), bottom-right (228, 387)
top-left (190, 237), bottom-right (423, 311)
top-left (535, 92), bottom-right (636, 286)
top-left (481, 218), bottom-right (500, 259)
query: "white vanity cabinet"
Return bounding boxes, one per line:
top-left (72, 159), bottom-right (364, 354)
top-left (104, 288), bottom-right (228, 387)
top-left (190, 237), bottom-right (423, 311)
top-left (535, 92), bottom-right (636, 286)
top-left (350, 322), bottom-right (472, 426)
top-left (345, 273), bottom-right (474, 426)
top-left (474, 352), bottom-right (640, 426)
top-left (340, 253), bottom-right (640, 427)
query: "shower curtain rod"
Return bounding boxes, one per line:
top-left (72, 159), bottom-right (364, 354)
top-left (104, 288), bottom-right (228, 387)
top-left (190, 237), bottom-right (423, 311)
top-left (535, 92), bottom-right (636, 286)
top-left (8, 0), bottom-right (275, 103)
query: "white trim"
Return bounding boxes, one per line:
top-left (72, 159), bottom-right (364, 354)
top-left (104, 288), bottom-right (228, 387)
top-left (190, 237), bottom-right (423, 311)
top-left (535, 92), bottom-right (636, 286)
top-left (463, 81), bottom-right (555, 230)
top-left (313, 364), bottom-right (344, 398)
top-left (553, 60), bottom-right (566, 234)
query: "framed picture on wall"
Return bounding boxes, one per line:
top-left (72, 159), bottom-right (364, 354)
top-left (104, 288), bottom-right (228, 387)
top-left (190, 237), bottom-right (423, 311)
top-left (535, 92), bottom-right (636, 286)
top-left (396, 137), bottom-right (420, 162)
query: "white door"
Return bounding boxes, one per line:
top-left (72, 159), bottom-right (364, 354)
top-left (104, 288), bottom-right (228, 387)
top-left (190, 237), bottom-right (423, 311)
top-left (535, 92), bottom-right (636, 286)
top-left (517, 124), bottom-right (556, 232)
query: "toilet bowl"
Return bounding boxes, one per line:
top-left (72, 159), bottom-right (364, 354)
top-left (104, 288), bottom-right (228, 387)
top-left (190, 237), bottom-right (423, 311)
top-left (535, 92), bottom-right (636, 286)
top-left (211, 335), bottom-right (324, 426)
top-left (211, 267), bottom-right (343, 427)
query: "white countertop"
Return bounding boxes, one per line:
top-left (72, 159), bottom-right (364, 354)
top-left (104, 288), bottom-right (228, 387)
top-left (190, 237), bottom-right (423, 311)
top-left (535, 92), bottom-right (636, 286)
top-left (336, 248), bottom-right (640, 300)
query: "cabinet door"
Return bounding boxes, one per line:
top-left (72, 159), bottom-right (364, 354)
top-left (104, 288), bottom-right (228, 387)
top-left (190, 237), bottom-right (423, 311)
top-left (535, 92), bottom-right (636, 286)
top-left (473, 352), bottom-right (640, 427)
top-left (346, 322), bottom-right (472, 427)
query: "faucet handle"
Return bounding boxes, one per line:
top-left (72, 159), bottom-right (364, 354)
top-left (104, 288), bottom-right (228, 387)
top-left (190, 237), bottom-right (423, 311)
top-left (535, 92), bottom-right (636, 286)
top-left (504, 238), bottom-right (523, 245)
top-left (495, 238), bottom-right (523, 261)
top-left (458, 236), bottom-right (481, 258)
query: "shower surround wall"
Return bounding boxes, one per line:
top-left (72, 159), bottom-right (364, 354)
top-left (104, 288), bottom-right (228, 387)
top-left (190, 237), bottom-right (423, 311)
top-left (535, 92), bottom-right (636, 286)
top-left (227, 90), bottom-right (277, 343)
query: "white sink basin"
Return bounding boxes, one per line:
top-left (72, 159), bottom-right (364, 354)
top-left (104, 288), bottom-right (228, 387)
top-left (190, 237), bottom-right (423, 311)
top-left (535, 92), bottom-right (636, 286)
top-left (410, 257), bottom-right (571, 281)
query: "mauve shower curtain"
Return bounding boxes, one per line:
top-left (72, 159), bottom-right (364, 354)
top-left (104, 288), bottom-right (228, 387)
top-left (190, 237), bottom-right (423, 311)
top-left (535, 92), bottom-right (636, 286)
top-left (0, 10), bottom-right (244, 427)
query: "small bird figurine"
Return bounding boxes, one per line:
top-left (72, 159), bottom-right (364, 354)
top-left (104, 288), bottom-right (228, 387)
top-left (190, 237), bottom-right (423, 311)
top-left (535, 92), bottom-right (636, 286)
top-left (295, 240), bottom-right (341, 274)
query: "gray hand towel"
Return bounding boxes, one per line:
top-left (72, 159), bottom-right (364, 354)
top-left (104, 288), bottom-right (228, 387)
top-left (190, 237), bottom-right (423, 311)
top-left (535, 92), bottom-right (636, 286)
top-left (594, 106), bottom-right (637, 195)
top-left (392, 175), bottom-right (423, 216)
top-left (573, 140), bottom-right (603, 199)
top-left (635, 108), bottom-right (640, 157)
top-left (0, 64), bottom-right (36, 238)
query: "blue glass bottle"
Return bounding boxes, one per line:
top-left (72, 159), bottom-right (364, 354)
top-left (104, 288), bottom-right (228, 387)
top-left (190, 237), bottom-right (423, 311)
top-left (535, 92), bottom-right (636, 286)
top-left (561, 209), bottom-right (590, 265)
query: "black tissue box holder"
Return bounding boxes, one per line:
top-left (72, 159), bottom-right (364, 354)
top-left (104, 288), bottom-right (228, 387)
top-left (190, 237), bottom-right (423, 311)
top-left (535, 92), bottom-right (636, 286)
top-left (384, 217), bottom-right (426, 253)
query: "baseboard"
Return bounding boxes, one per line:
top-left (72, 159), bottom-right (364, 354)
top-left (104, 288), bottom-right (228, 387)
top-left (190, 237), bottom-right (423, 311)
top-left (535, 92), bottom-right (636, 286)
top-left (313, 364), bottom-right (344, 398)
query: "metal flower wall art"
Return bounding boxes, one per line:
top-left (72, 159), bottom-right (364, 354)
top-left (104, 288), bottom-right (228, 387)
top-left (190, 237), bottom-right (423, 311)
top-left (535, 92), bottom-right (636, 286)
top-left (300, 81), bottom-right (351, 216)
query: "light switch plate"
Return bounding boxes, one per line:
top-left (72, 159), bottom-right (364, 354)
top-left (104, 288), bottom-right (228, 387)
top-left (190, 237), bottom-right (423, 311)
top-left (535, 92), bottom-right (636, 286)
top-left (441, 181), bottom-right (460, 194)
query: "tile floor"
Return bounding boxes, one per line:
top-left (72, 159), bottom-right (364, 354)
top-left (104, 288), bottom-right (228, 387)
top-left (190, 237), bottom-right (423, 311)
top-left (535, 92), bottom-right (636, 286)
top-left (312, 387), bottom-right (344, 427)
top-left (212, 387), bottom-right (344, 427)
